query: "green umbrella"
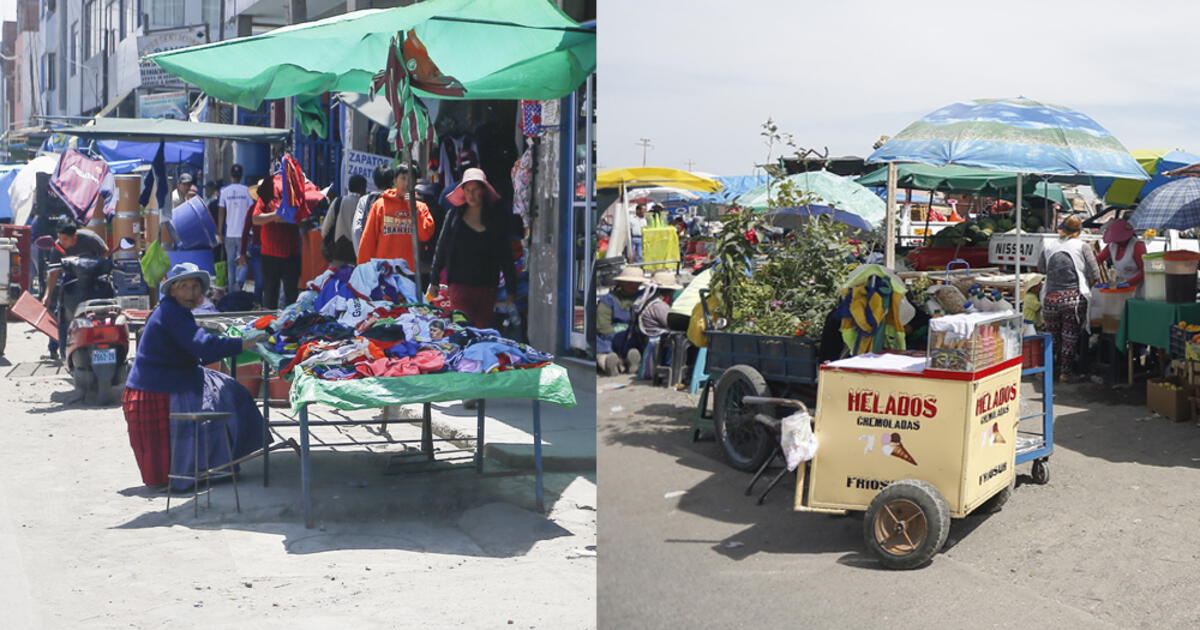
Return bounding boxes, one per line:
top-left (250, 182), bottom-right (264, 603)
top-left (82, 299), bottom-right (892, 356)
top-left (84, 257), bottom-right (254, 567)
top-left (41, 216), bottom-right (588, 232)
top-left (736, 170), bottom-right (887, 225)
top-left (857, 163), bottom-right (1066, 204)
top-left (148, 0), bottom-right (596, 109)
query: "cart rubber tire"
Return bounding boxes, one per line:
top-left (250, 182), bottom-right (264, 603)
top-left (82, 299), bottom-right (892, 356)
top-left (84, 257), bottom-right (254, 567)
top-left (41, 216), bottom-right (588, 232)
top-left (976, 480), bottom-right (1014, 515)
top-left (863, 479), bottom-right (950, 570)
top-left (713, 364), bottom-right (774, 472)
top-left (0, 305), bottom-right (7, 355)
top-left (1032, 459), bottom-right (1050, 485)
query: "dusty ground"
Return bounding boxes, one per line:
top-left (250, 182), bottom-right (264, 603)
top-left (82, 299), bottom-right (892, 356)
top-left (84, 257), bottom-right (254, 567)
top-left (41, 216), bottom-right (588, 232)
top-left (598, 372), bottom-right (1200, 630)
top-left (0, 323), bottom-right (595, 630)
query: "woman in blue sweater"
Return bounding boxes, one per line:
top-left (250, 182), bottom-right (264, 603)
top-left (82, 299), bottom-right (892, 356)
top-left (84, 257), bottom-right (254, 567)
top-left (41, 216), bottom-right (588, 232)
top-left (122, 263), bottom-right (265, 488)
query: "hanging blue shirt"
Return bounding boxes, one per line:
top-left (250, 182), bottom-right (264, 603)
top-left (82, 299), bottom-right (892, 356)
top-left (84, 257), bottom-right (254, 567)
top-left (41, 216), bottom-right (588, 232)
top-left (126, 295), bottom-right (244, 394)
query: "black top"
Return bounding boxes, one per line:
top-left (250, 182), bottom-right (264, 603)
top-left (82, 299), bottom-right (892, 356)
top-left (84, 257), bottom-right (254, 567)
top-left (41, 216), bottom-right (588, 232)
top-left (431, 206), bottom-right (517, 291)
top-left (49, 228), bottom-right (108, 266)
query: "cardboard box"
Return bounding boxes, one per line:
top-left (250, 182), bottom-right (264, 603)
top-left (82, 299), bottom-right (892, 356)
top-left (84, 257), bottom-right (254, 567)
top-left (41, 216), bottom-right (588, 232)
top-left (1148, 378), bottom-right (1191, 422)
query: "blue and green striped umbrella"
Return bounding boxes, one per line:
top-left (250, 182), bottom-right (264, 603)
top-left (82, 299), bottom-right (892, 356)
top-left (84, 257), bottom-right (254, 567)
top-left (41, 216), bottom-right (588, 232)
top-left (867, 97), bottom-right (1148, 179)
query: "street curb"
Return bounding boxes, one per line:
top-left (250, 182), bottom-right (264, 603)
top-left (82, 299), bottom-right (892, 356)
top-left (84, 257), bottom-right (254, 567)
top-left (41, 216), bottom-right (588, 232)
top-left (429, 418), bottom-right (596, 473)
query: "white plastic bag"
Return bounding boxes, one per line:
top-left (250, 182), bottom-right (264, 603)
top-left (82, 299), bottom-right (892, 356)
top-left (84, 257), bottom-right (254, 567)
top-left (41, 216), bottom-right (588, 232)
top-left (781, 409), bottom-right (818, 471)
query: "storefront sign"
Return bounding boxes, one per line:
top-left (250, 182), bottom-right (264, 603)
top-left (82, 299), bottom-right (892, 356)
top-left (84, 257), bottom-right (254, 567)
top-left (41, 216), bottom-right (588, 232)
top-left (342, 149), bottom-right (393, 193)
top-left (137, 91), bottom-right (189, 120)
top-left (138, 26), bottom-right (209, 88)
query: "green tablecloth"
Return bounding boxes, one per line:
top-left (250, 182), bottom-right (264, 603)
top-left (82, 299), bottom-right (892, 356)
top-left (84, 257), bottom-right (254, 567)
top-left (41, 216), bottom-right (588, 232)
top-left (241, 337), bottom-right (575, 413)
top-left (287, 363), bottom-right (577, 414)
top-left (1115, 299), bottom-right (1200, 352)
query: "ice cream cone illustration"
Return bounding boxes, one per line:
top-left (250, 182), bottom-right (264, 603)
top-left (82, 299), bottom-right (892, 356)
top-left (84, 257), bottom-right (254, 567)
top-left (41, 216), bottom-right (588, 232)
top-left (884, 432), bottom-right (918, 466)
top-left (990, 423), bottom-right (1006, 445)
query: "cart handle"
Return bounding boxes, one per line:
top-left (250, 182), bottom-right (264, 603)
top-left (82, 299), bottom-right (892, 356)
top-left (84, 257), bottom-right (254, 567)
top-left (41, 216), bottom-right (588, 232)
top-left (944, 258), bottom-right (970, 281)
top-left (743, 396), bottom-right (809, 414)
top-left (699, 287), bottom-right (715, 330)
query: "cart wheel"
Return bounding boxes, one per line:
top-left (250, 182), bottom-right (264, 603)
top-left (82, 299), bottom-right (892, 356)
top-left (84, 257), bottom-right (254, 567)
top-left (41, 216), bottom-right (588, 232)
top-left (1031, 459), bottom-right (1050, 485)
top-left (712, 365), bottom-right (774, 472)
top-left (976, 480), bottom-right (1014, 515)
top-left (863, 479), bottom-right (950, 570)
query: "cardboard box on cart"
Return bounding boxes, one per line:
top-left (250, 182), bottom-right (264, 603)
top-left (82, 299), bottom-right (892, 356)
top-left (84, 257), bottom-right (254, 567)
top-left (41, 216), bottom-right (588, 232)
top-left (797, 358), bottom-right (1021, 518)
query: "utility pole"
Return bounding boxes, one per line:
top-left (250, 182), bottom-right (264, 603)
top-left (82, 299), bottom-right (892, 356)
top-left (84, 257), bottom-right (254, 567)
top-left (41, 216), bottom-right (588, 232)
top-left (636, 138), bottom-right (653, 166)
top-left (685, 159), bottom-right (696, 171)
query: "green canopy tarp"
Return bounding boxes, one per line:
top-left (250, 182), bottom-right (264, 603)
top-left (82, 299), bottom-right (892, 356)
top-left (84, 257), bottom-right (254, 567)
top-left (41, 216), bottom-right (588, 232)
top-left (248, 343), bottom-right (575, 414)
top-left (147, 0), bottom-right (596, 109)
top-left (856, 163), bottom-right (1068, 206)
top-left (735, 170), bottom-right (887, 225)
top-left (288, 365), bottom-right (577, 415)
top-left (55, 118), bottom-right (290, 143)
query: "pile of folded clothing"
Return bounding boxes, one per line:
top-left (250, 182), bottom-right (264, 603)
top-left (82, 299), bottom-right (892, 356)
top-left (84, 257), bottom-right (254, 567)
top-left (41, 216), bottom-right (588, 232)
top-left (246, 263), bottom-right (553, 381)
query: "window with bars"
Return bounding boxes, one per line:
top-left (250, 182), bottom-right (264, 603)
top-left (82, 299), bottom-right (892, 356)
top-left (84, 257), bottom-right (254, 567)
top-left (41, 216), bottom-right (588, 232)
top-left (45, 53), bottom-right (56, 91)
top-left (83, 0), bottom-right (103, 59)
top-left (147, 0), bottom-right (186, 30)
top-left (69, 21), bottom-right (78, 76)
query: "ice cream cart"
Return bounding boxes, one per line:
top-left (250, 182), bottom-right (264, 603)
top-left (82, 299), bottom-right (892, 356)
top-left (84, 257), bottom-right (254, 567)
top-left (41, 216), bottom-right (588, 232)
top-left (787, 313), bottom-right (1045, 569)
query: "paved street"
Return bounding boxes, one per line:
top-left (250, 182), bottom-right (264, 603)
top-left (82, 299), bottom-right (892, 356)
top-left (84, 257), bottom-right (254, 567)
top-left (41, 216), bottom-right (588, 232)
top-left (0, 324), bottom-right (595, 629)
top-left (598, 373), bottom-right (1200, 629)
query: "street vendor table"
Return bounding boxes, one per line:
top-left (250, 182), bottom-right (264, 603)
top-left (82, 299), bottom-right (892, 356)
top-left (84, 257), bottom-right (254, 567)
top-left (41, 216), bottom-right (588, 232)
top-left (1115, 299), bottom-right (1200, 352)
top-left (247, 345), bottom-right (576, 528)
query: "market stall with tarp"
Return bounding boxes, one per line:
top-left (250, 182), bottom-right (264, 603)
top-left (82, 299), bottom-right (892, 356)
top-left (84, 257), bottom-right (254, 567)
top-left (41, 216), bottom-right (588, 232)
top-left (734, 170), bottom-right (886, 226)
top-left (144, 0), bottom-right (594, 525)
top-left (731, 96), bottom-right (1148, 565)
top-left (1092, 149), bottom-right (1200, 207)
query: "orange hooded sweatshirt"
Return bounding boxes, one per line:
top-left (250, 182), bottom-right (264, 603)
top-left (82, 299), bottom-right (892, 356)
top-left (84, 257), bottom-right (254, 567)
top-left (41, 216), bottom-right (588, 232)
top-left (357, 188), bottom-right (436, 267)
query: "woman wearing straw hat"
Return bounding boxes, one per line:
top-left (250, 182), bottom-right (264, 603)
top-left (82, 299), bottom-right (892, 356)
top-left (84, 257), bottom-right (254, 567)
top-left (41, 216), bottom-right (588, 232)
top-left (1036, 215), bottom-right (1100, 383)
top-left (597, 266), bottom-right (647, 376)
top-left (429, 167), bottom-right (517, 328)
top-left (121, 263), bottom-right (267, 489)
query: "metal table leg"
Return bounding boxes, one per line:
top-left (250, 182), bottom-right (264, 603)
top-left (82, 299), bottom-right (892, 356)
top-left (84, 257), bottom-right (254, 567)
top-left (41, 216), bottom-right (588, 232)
top-left (475, 400), bottom-right (486, 474)
top-left (422, 402), bottom-right (434, 461)
top-left (533, 400), bottom-right (544, 513)
top-left (261, 361), bottom-right (271, 487)
top-left (300, 403), bottom-right (313, 529)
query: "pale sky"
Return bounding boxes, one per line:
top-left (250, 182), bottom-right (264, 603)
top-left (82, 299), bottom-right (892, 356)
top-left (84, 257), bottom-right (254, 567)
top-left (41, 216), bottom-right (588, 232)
top-left (0, 0), bottom-right (13, 23)
top-left (599, 0), bottom-right (1200, 176)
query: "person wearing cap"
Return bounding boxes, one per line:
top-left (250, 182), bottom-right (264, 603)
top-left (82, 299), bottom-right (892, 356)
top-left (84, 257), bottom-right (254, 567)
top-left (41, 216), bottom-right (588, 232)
top-left (41, 220), bottom-right (110, 359)
top-left (428, 167), bottom-right (517, 328)
top-left (357, 164), bottom-right (436, 272)
top-left (597, 266), bottom-right (647, 375)
top-left (122, 263), bottom-right (266, 488)
top-left (1036, 215), bottom-right (1100, 382)
top-left (1096, 217), bottom-right (1146, 295)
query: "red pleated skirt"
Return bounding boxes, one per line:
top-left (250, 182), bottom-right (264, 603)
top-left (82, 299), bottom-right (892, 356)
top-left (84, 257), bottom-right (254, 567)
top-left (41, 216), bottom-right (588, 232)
top-left (121, 387), bottom-right (172, 486)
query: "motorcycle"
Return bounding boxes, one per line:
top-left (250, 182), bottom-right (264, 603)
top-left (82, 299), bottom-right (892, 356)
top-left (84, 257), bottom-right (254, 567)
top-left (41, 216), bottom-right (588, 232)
top-left (58, 256), bottom-right (130, 405)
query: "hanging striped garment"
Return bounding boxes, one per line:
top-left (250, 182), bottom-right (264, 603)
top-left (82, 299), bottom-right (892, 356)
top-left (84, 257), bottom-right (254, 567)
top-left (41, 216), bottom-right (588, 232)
top-left (50, 149), bottom-right (112, 224)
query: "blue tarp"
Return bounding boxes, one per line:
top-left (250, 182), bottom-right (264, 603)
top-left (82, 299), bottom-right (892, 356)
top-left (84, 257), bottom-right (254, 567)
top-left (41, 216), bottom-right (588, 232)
top-left (0, 167), bottom-right (18, 221)
top-left (95, 139), bottom-right (204, 167)
top-left (699, 174), bottom-right (769, 203)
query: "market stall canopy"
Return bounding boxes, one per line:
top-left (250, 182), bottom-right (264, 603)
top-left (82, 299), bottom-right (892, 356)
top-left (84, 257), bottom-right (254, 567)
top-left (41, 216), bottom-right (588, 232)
top-left (146, 0), bottom-right (596, 110)
top-left (624, 186), bottom-right (700, 205)
top-left (1091, 149), bottom-right (1200, 207)
top-left (95, 139), bottom-right (205, 167)
top-left (765, 205), bottom-right (875, 234)
top-left (735, 170), bottom-right (886, 225)
top-left (596, 167), bottom-right (722, 193)
top-left (856, 164), bottom-right (1068, 206)
top-left (7, 154), bottom-right (60, 226)
top-left (55, 118), bottom-right (290, 144)
top-left (695, 174), bottom-right (768, 203)
top-left (1128, 177), bottom-right (1200, 230)
top-left (336, 91), bottom-right (394, 128)
top-left (866, 97), bottom-right (1148, 180)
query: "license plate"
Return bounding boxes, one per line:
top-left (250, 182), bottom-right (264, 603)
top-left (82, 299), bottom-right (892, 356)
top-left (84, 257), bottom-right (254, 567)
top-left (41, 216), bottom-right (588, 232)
top-left (92, 348), bottom-right (117, 365)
